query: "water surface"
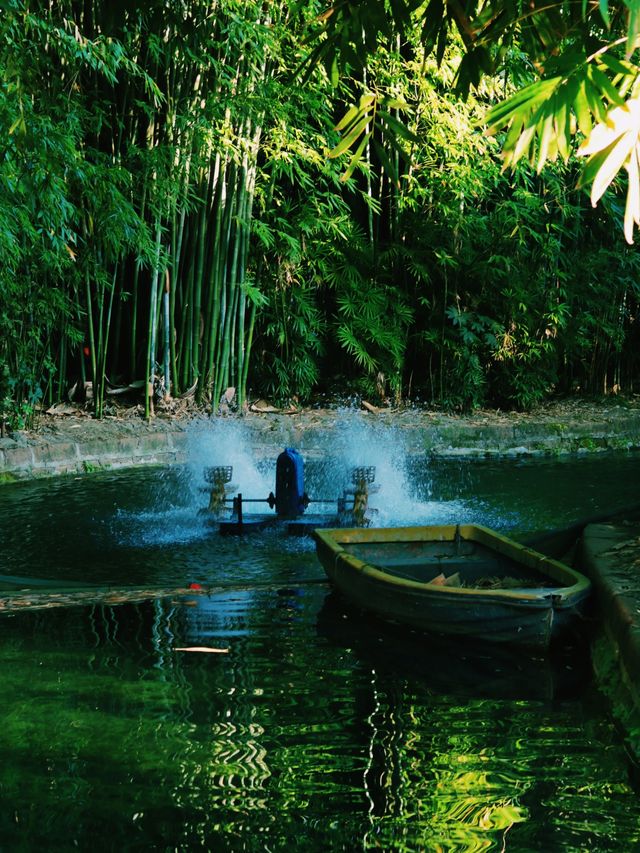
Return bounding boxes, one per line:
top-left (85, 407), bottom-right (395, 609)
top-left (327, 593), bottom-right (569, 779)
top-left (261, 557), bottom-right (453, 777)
top-left (0, 421), bottom-right (639, 849)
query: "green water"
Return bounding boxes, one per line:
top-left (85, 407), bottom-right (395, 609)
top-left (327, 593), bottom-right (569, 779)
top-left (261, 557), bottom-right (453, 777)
top-left (1, 447), bottom-right (640, 850)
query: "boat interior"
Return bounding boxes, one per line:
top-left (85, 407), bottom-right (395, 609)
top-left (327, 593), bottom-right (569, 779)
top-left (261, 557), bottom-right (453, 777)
top-left (342, 539), bottom-right (557, 588)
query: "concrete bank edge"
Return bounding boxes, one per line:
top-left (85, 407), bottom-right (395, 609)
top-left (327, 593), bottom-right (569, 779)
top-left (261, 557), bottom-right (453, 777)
top-left (579, 524), bottom-right (640, 768)
top-left (0, 425), bottom-right (190, 481)
top-left (2, 409), bottom-right (640, 481)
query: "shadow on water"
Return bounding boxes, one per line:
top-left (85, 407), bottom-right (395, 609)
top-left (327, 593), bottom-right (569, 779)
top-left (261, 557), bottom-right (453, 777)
top-left (316, 591), bottom-right (592, 703)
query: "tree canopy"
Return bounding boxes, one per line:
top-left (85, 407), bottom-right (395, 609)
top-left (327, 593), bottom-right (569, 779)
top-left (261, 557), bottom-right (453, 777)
top-left (307, 0), bottom-right (640, 242)
top-left (1, 0), bottom-right (639, 429)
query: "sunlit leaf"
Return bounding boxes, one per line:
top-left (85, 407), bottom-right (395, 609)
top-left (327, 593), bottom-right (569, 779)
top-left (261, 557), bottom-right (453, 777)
top-left (335, 103), bottom-right (362, 134)
top-left (554, 95), bottom-right (572, 159)
top-left (590, 129), bottom-right (637, 203)
top-left (627, 1), bottom-right (640, 57)
top-left (574, 80), bottom-right (593, 136)
top-left (578, 97), bottom-right (640, 156)
top-left (330, 52), bottom-right (339, 87)
top-left (598, 53), bottom-right (634, 78)
top-left (589, 65), bottom-right (625, 105)
top-left (537, 109), bottom-right (556, 171)
top-left (624, 145), bottom-right (640, 242)
top-left (485, 78), bottom-right (561, 129)
top-left (341, 130), bottom-right (372, 182)
top-left (329, 115), bottom-right (371, 158)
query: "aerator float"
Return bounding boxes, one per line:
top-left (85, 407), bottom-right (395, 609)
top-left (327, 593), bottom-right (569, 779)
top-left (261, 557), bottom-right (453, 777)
top-left (201, 448), bottom-right (378, 535)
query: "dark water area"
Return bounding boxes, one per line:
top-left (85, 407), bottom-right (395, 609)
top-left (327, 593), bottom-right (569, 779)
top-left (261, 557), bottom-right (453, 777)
top-left (0, 419), bottom-right (639, 849)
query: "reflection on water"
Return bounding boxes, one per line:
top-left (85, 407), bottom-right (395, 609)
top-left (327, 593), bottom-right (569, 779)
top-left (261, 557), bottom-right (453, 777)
top-left (1, 432), bottom-right (640, 847)
top-left (0, 588), bottom-right (637, 850)
top-left (317, 592), bottom-right (592, 702)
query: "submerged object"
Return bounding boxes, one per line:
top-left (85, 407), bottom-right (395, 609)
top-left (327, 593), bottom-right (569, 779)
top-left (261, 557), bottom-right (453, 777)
top-left (313, 523), bottom-right (592, 647)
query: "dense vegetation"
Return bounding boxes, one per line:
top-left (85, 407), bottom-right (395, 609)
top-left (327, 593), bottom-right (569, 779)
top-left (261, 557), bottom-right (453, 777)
top-left (1, 0), bottom-right (639, 428)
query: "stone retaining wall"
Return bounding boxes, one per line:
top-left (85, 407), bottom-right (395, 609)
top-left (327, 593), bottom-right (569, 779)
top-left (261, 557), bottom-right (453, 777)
top-left (0, 422), bottom-right (190, 481)
top-left (1, 406), bottom-right (640, 481)
top-left (578, 523), bottom-right (640, 772)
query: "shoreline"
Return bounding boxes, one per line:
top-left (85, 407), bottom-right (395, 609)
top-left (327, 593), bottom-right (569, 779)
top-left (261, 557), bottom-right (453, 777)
top-left (2, 398), bottom-right (640, 481)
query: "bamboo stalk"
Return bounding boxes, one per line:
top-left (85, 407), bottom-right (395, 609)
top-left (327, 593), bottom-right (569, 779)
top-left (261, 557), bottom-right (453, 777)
top-left (163, 268), bottom-right (171, 398)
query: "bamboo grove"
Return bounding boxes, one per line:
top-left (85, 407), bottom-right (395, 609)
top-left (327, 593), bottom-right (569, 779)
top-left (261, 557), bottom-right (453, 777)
top-left (2, 0), bottom-right (640, 428)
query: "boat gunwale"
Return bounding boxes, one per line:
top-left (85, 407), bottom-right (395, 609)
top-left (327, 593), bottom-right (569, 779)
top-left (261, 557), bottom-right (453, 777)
top-left (313, 523), bottom-right (591, 605)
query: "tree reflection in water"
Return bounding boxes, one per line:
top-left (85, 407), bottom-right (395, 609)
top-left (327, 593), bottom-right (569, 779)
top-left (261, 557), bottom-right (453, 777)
top-left (0, 583), bottom-right (633, 849)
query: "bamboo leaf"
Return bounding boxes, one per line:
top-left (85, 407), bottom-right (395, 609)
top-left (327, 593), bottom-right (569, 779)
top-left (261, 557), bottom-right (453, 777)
top-left (372, 137), bottom-right (400, 186)
top-left (384, 98), bottom-right (410, 111)
top-left (585, 130), bottom-right (637, 204)
top-left (578, 137), bottom-right (618, 187)
top-left (379, 111), bottom-right (420, 145)
top-left (598, 53), bottom-right (634, 78)
top-left (330, 52), bottom-right (339, 87)
top-left (328, 115), bottom-right (371, 158)
top-left (624, 145), bottom-right (640, 242)
top-left (485, 78), bottom-right (561, 129)
top-left (341, 130), bottom-right (373, 183)
top-left (589, 65), bottom-right (625, 105)
top-left (510, 124), bottom-right (537, 166)
top-left (335, 103), bottom-right (362, 133)
top-left (584, 73), bottom-right (610, 122)
top-left (579, 97), bottom-right (640, 156)
top-left (537, 108), bottom-right (556, 171)
top-left (8, 115), bottom-right (25, 135)
top-left (574, 80), bottom-right (593, 136)
top-left (358, 93), bottom-right (376, 111)
top-left (627, 2), bottom-right (640, 57)
top-left (554, 95), bottom-right (572, 160)
top-left (421, 0), bottom-right (445, 54)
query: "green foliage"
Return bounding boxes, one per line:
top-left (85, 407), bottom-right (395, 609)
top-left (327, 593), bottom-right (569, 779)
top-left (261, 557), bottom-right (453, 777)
top-left (253, 270), bottom-right (325, 405)
top-left (329, 235), bottom-right (414, 399)
top-left (303, 0), bottom-right (640, 243)
top-left (2, 0), bottom-right (640, 421)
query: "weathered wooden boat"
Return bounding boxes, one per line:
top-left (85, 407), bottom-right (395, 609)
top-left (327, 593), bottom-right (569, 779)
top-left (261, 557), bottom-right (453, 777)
top-left (313, 524), bottom-right (592, 647)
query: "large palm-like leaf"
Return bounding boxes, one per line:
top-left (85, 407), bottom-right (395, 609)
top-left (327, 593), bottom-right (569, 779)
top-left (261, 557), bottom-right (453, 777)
top-left (577, 97), bottom-right (640, 242)
top-left (305, 0), bottom-right (640, 239)
top-left (485, 48), bottom-right (640, 240)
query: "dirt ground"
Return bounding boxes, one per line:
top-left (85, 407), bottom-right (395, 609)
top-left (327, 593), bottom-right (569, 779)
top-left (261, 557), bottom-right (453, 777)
top-left (23, 394), bottom-right (640, 447)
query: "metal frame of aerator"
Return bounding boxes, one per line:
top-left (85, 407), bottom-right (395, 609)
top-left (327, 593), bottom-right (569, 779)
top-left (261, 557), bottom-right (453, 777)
top-left (202, 461), bottom-right (377, 526)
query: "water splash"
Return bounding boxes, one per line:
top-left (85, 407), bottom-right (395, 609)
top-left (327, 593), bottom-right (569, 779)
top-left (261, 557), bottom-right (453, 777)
top-left (112, 506), bottom-right (211, 546)
top-left (183, 411), bottom-right (514, 530)
top-left (107, 420), bottom-right (277, 549)
top-left (104, 413), bottom-right (517, 555)
top-left (184, 417), bottom-right (274, 511)
top-left (299, 410), bottom-right (477, 527)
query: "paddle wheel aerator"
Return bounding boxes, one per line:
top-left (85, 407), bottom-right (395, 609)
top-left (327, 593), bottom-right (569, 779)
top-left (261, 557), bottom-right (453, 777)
top-left (203, 465), bottom-right (235, 516)
top-left (200, 449), bottom-right (380, 535)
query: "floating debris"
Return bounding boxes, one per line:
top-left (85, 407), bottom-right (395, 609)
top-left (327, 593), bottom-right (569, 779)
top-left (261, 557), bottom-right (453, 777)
top-left (174, 646), bottom-right (229, 654)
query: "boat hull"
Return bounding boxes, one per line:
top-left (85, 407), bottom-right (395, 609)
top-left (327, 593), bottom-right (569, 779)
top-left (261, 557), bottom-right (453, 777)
top-left (313, 524), bottom-right (592, 648)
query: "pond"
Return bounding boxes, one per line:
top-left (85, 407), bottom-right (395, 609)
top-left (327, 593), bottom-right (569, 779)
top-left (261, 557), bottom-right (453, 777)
top-left (0, 418), bottom-right (639, 850)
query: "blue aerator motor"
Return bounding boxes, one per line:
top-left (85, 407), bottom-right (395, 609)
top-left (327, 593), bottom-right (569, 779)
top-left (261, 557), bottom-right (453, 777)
top-left (275, 448), bottom-right (306, 517)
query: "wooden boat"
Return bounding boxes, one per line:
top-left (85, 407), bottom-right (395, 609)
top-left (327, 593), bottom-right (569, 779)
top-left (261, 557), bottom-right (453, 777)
top-left (313, 524), bottom-right (592, 647)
